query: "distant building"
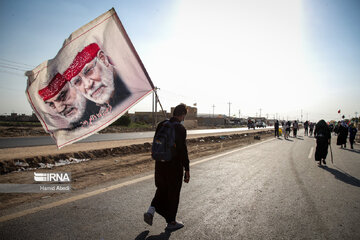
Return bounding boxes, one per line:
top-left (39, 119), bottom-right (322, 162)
top-left (197, 117), bottom-right (226, 127)
top-left (129, 111), bottom-right (169, 124)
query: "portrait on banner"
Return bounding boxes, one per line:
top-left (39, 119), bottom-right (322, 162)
top-left (26, 9), bottom-right (154, 148)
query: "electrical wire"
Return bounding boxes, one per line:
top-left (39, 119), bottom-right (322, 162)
top-left (0, 64), bottom-right (27, 72)
top-left (0, 57), bottom-right (35, 68)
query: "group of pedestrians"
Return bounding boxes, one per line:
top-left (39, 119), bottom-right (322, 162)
top-left (274, 120), bottom-right (300, 139)
top-left (304, 121), bottom-right (316, 137)
top-left (275, 119), bottom-right (358, 166)
top-left (314, 119), bottom-right (358, 166)
top-left (334, 121), bottom-right (358, 149)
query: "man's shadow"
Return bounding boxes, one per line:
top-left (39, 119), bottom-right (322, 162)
top-left (135, 230), bottom-right (172, 240)
top-left (319, 166), bottom-right (360, 187)
top-left (285, 138), bottom-right (294, 142)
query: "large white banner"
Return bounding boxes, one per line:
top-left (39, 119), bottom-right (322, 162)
top-left (26, 8), bottom-right (154, 148)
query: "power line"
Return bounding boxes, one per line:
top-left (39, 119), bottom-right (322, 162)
top-left (0, 62), bottom-right (31, 70)
top-left (0, 57), bottom-right (35, 68)
top-left (0, 64), bottom-right (27, 72)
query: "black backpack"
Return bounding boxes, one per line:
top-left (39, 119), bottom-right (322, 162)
top-left (151, 120), bottom-right (179, 162)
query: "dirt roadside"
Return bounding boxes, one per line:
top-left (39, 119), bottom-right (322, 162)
top-left (0, 129), bottom-right (274, 210)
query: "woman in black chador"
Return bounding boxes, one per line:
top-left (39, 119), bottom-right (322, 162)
top-left (314, 120), bottom-right (331, 165)
top-left (336, 121), bottom-right (348, 148)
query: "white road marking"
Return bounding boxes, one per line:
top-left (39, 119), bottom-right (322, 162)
top-left (308, 147), bottom-right (314, 159)
top-left (0, 138), bottom-right (275, 223)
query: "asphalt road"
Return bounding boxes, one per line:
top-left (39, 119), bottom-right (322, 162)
top-left (0, 127), bottom-right (271, 148)
top-left (1, 134), bottom-right (359, 239)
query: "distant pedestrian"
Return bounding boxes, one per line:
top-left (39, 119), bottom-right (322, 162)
top-left (293, 120), bottom-right (299, 138)
top-left (144, 104), bottom-right (190, 231)
top-left (304, 121), bottom-right (309, 136)
top-left (314, 120), bottom-right (331, 165)
top-left (309, 122), bottom-right (315, 136)
top-left (285, 121), bottom-right (291, 139)
top-left (334, 122), bottom-right (340, 135)
top-left (337, 121), bottom-right (348, 148)
top-left (274, 120), bottom-right (279, 138)
top-left (349, 123), bottom-right (358, 149)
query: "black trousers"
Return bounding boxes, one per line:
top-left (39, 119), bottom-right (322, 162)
top-left (275, 128), bottom-right (279, 137)
top-left (151, 161), bottom-right (183, 223)
top-left (350, 137), bottom-right (355, 148)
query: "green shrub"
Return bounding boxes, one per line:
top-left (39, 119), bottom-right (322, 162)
top-left (113, 115), bottom-right (131, 126)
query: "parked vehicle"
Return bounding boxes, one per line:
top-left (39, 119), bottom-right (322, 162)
top-left (256, 122), bottom-right (266, 128)
top-left (248, 120), bottom-right (255, 129)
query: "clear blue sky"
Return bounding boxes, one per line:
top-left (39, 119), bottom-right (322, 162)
top-left (0, 0), bottom-right (359, 122)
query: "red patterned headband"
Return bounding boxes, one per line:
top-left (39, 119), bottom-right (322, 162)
top-left (38, 43), bottom-right (100, 101)
top-left (38, 73), bottom-right (67, 101)
top-left (63, 43), bottom-right (100, 81)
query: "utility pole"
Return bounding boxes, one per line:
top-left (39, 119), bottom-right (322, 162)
top-left (239, 110), bottom-right (241, 118)
top-left (212, 104), bottom-right (215, 118)
top-left (228, 102), bottom-right (231, 118)
top-left (155, 87), bottom-right (159, 124)
top-left (259, 108), bottom-right (262, 118)
top-left (152, 90), bottom-right (155, 127)
top-left (301, 109), bottom-right (303, 122)
top-left (152, 87), bottom-right (160, 127)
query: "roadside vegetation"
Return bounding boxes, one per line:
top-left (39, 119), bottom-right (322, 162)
top-left (0, 121), bottom-right (42, 127)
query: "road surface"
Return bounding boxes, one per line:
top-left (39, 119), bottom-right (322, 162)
top-left (0, 127), bottom-right (271, 148)
top-left (0, 134), bottom-right (359, 239)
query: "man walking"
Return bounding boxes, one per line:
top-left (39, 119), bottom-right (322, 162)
top-left (349, 123), bottom-right (358, 149)
top-left (293, 120), bottom-right (299, 138)
top-left (144, 104), bottom-right (190, 231)
top-left (304, 121), bottom-right (309, 136)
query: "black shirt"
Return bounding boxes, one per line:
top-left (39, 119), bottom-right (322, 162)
top-left (155, 117), bottom-right (190, 171)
